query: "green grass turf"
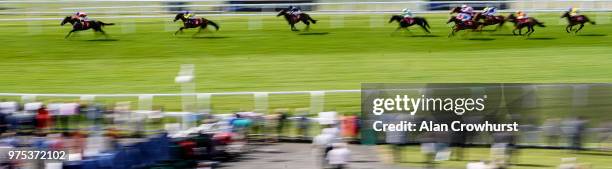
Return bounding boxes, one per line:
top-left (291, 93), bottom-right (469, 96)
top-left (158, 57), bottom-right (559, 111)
top-left (380, 145), bottom-right (612, 169)
top-left (0, 13), bottom-right (611, 113)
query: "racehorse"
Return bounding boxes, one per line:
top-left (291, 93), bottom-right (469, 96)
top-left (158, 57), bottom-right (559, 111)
top-left (473, 13), bottom-right (506, 30)
top-left (561, 11), bottom-right (595, 33)
top-left (507, 14), bottom-right (545, 36)
top-left (447, 16), bottom-right (481, 37)
top-left (276, 9), bottom-right (317, 31)
top-left (173, 13), bottom-right (219, 35)
top-left (60, 16), bottom-right (114, 39)
top-left (388, 15), bottom-right (431, 33)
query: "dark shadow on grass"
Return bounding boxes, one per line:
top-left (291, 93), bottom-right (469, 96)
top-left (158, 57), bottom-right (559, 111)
top-left (349, 160), bottom-right (379, 163)
top-left (480, 29), bottom-right (498, 32)
top-left (298, 32), bottom-right (330, 35)
top-left (490, 34), bottom-right (515, 36)
top-left (410, 34), bottom-right (440, 37)
top-left (576, 152), bottom-right (612, 156)
top-left (399, 161), bottom-right (436, 164)
top-left (467, 38), bottom-right (495, 41)
top-left (527, 37), bottom-right (556, 40)
top-left (192, 36), bottom-right (230, 39)
top-left (512, 163), bottom-right (554, 167)
top-left (86, 38), bottom-right (119, 42)
top-left (576, 34), bottom-right (607, 37)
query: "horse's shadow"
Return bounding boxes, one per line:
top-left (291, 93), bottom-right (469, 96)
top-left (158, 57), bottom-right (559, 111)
top-left (527, 37), bottom-right (556, 40)
top-left (409, 34), bottom-right (440, 38)
top-left (298, 32), bottom-right (329, 36)
top-left (191, 36), bottom-right (230, 39)
top-left (576, 34), bottom-right (607, 37)
top-left (467, 37), bottom-right (496, 41)
top-left (85, 38), bottom-right (119, 42)
top-left (490, 34), bottom-right (515, 36)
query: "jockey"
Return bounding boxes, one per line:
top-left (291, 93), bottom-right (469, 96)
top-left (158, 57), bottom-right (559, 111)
top-left (516, 10), bottom-right (528, 20)
top-left (568, 7), bottom-right (580, 17)
top-left (456, 12), bottom-right (472, 22)
top-left (73, 12), bottom-right (89, 22)
top-left (483, 6), bottom-right (497, 16)
top-left (401, 8), bottom-right (413, 18)
top-left (288, 6), bottom-right (302, 16)
top-left (400, 8), bottom-right (415, 24)
top-left (72, 12), bottom-right (90, 28)
top-left (182, 11), bottom-right (197, 24)
top-left (460, 4), bottom-right (474, 15)
top-left (182, 11), bottom-right (196, 20)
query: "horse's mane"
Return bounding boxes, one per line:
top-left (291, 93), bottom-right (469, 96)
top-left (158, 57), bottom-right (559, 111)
top-left (450, 7), bottom-right (461, 13)
top-left (561, 11), bottom-right (571, 17)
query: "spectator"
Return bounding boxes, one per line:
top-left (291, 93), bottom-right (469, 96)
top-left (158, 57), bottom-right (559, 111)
top-left (313, 128), bottom-right (335, 168)
top-left (563, 116), bottom-right (588, 151)
top-left (35, 105), bottom-right (52, 133)
top-left (295, 111), bottom-right (310, 139)
top-left (277, 111), bottom-right (288, 138)
top-left (542, 118), bottom-right (562, 146)
top-left (327, 143), bottom-right (350, 169)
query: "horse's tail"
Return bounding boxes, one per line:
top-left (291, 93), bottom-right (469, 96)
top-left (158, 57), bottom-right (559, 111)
top-left (498, 16), bottom-right (506, 28)
top-left (584, 16), bottom-right (596, 25)
top-left (98, 21), bottom-right (115, 26)
top-left (534, 19), bottom-right (545, 27)
top-left (207, 20), bottom-right (220, 30)
top-left (305, 14), bottom-right (317, 24)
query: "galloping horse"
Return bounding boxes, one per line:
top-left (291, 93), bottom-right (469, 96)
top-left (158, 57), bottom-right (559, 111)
top-left (507, 14), bottom-right (545, 36)
top-left (561, 11), bottom-right (595, 33)
top-left (388, 15), bottom-right (431, 33)
top-left (276, 9), bottom-right (317, 31)
top-left (473, 13), bottom-right (505, 30)
top-left (447, 16), bottom-right (481, 37)
top-left (173, 13), bottom-right (219, 35)
top-left (60, 16), bottom-right (114, 39)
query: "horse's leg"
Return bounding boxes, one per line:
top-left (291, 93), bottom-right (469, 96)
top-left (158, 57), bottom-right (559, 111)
top-left (303, 20), bottom-right (311, 31)
top-left (174, 27), bottom-right (185, 35)
top-left (65, 29), bottom-right (77, 39)
top-left (575, 24), bottom-right (584, 33)
top-left (96, 27), bottom-right (109, 38)
top-left (448, 28), bottom-right (457, 37)
top-left (566, 25), bottom-right (572, 33)
top-left (291, 23), bottom-right (298, 31)
top-left (419, 23), bottom-right (431, 33)
top-left (527, 26), bottom-right (535, 37)
top-left (193, 24), bottom-right (207, 37)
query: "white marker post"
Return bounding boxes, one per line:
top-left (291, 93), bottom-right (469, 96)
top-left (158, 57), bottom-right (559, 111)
top-left (310, 91), bottom-right (325, 115)
top-left (254, 92), bottom-right (269, 114)
top-left (175, 64), bottom-right (196, 112)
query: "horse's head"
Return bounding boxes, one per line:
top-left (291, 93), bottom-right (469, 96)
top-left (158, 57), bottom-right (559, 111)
top-left (174, 13), bottom-right (184, 22)
top-left (507, 13), bottom-right (516, 21)
top-left (561, 11), bottom-right (570, 18)
top-left (60, 16), bottom-right (72, 26)
top-left (389, 15), bottom-right (402, 23)
top-left (276, 9), bottom-right (287, 17)
top-left (475, 12), bottom-right (486, 20)
top-left (450, 7), bottom-right (461, 14)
